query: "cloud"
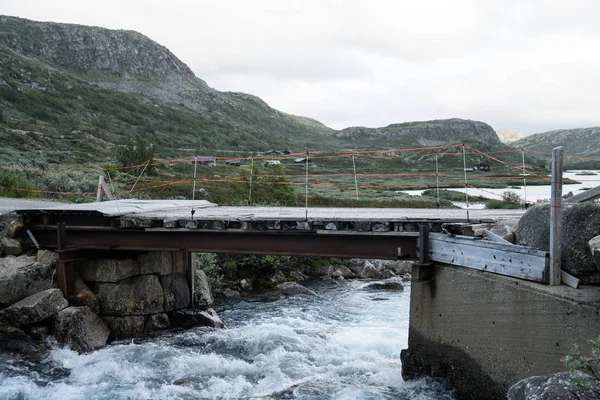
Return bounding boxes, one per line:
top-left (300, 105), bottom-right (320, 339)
top-left (2, 0), bottom-right (600, 133)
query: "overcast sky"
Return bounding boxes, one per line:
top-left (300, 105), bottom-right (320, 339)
top-left (2, 0), bottom-right (600, 134)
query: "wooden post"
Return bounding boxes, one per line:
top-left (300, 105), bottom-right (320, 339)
top-left (96, 175), bottom-right (104, 202)
top-left (549, 146), bottom-right (563, 285)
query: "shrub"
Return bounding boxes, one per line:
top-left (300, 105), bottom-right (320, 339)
top-left (562, 335), bottom-right (600, 391)
top-left (0, 170), bottom-right (40, 198)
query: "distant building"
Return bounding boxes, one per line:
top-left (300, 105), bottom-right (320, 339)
top-left (191, 156), bottom-right (217, 166)
top-left (473, 163), bottom-right (490, 171)
top-left (264, 160), bottom-right (281, 166)
top-left (264, 150), bottom-right (282, 156)
top-left (225, 160), bottom-right (241, 167)
top-left (294, 157), bottom-right (311, 164)
top-left (283, 150), bottom-right (292, 155)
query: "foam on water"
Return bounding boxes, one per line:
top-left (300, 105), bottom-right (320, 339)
top-left (0, 280), bottom-right (454, 399)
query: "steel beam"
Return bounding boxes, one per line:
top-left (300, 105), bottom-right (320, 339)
top-left (30, 228), bottom-right (418, 260)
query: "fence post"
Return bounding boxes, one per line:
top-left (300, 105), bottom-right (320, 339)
top-left (549, 146), bottom-right (563, 285)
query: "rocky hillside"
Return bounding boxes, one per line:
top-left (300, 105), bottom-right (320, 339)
top-left (333, 118), bottom-right (504, 150)
top-left (511, 127), bottom-right (600, 167)
top-left (0, 16), bottom-right (505, 169)
top-left (495, 129), bottom-right (525, 143)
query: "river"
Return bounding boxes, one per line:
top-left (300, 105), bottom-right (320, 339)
top-left (0, 280), bottom-right (455, 399)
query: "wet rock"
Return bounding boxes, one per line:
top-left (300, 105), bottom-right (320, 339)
top-left (314, 265), bottom-right (333, 277)
top-left (170, 308), bottom-right (225, 329)
top-left (0, 324), bottom-right (48, 359)
top-left (194, 269), bottom-right (213, 306)
top-left (144, 313), bottom-right (170, 334)
top-left (289, 271), bottom-right (307, 282)
top-left (160, 274), bottom-right (190, 312)
top-left (54, 306), bottom-right (110, 352)
top-left (36, 250), bottom-right (58, 268)
top-left (269, 270), bottom-right (287, 284)
top-left (219, 288), bottom-right (240, 299)
top-left (590, 235), bottom-right (600, 271)
top-left (139, 251), bottom-right (173, 275)
top-left (73, 274), bottom-right (100, 314)
top-left (0, 255), bottom-right (55, 307)
top-left (0, 288), bottom-right (68, 326)
top-left (239, 278), bottom-right (252, 291)
top-left (0, 236), bottom-right (22, 256)
top-left (28, 325), bottom-right (48, 341)
top-left (79, 258), bottom-right (139, 283)
top-left (364, 277), bottom-right (405, 291)
top-left (275, 282), bottom-right (318, 297)
top-left (507, 371), bottom-right (599, 400)
top-left (331, 266), bottom-right (355, 279)
top-left (95, 275), bottom-right (164, 316)
top-left (103, 316), bottom-right (145, 340)
top-left (380, 270), bottom-right (396, 279)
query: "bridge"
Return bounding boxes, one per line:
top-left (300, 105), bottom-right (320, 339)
top-left (16, 199), bottom-right (544, 301)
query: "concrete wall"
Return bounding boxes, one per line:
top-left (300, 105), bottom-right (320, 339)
top-left (401, 264), bottom-right (600, 400)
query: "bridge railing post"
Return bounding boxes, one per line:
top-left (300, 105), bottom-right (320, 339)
top-left (549, 147), bottom-right (563, 286)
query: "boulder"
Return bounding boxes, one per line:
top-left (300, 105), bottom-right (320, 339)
top-left (54, 307), bottom-right (110, 352)
top-left (160, 274), bottom-right (190, 312)
top-left (275, 282), bottom-right (318, 297)
top-left (0, 236), bottom-right (22, 256)
top-left (194, 269), bottom-right (213, 306)
top-left (170, 308), bottom-right (225, 329)
top-left (561, 203), bottom-right (600, 275)
top-left (360, 261), bottom-right (382, 279)
top-left (36, 250), bottom-right (59, 268)
top-left (507, 371), bottom-right (599, 400)
top-left (589, 236), bottom-right (600, 271)
top-left (103, 316), bottom-right (146, 340)
top-left (79, 258), bottom-right (139, 283)
top-left (289, 271), bottom-right (307, 282)
top-left (95, 275), bottom-right (164, 316)
top-left (6, 219), bottom-right (25, 238)
top-left (516, 205), bottom-right (551, 250)
top-left (239, 278), bottom-right (252, 291)
top-left (219, 288), bottom-right (240, 299)
top-left (331, 265), bottom-right (355, 279)
top-left (0, 288), bottom-right (68, 326)
top-left (380, 270), bottom-right (396, 279)
top-left (73, 274), bottom-right (100, 314)
top-left (0, 324), bottom-right (48, 359)
top-left (489, 217), bottom-right (520, 243)
top-left (144, 313), bottom-right (170, 334)
top-left (28, 325), bottom-right (48, 341)
top-left (139, 252), bottom-right (173, 275)
top-left (364, 277), bottom-right (405, 291)
top-left (314, 265), bottom-right (333, 277)
top-left (0, 255), bottom-right (55, 307)
top-left (269, 270), bottom-right (287, 285)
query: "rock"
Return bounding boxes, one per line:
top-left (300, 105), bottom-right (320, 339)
top-left (1, 236), bottom-right (22, 256)
top-left (269, 270), bottom-right (287, 284)
top-left (194, 269), bottom-right (213, 306)
top-left (590, 236), bottom-right (600, 271)
top-left (314, 265), bottom-right (332, 276)
top-left (36, 250), bottom-right (59, 268)
top-left (103, 316), bottom-right (146, 340)
top-left (516, 205), bottom-right (551, 250)
top-left (372, 223), bottom-right (390, 232)
top-left (239, 278), bottom-right (252, 291)
top-left (95, 275), bottom-right (164, 316)
top-left (160, 274), bottom-right (190, 312)
top-left (325, 222), bottom-right (338, 230)
top-left (138, 252), bottom-right (173, 275)
top-left (296, 221), bottom-right (311, 231)
top-left (79, 258), bottom-right (139, 283)
top-left (73, 274), bottom-right (100, 314)
top-left (355, 221), bottom-right (372, 232)
top-left (0, 324), bottom-right (47, 359)
top-left (364, 277), bottom-right (405, 291)
top-left (0, 289), bottom-right (68, 326)
top-left (331, 266), bottom-right (355, 279)
top-left (7, 219), bottom-right (25, 238)
top-left (380, 270), bottom-right (396, 279)
top-left (275, 282), bottom-right (318, 297)
top-left (562, 203), bottom-right (600, 276)
top-left (289, 271), bottom-right (307, 282)
top-left (170, 308), bottom-right (225, 329)
top-left (54, 307), bottom-right (110, 352)
top-left (360, 261), bottom-right (382, 279)
top-left (28, 325), bottom-right (48, 341)
top-left (0, 255), bottom-right (55, 307)
top-left (220, 288), bottom-right (240, 299)
top-left (489, 218), bottom-right (520, 243)
top-left (144, 313), bottom-right (170, 334)
top-left (507, 371), bottom-right (599, 400)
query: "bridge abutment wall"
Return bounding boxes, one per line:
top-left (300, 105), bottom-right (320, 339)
top-left (401, 263), bottom-right (600, 400)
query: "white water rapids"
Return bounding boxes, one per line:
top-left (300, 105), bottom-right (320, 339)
top-left (0, 280), bottom-right (455, 399)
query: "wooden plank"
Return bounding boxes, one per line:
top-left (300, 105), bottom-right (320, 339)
top-left (482, 229), bottom-right (512, 244)
top-left (564, 184), bottom-right (600, 204)
top-left (561, 270), bottom-right (580, 289)
top-left (550, 147), bottom-right (563, 286)
top-left (430, 233), bottom-right (547, 257)
top-left (430, 234), bottom-right (548, 283)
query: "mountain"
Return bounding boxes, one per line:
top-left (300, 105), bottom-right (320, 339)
top-left (495, 129), bottom-right (525, 143)
top-left (0, 15), bottom-right (505, 169)
top-left (511, 127), bottom-right (600, 167)
top-left (334, 119), bottom-right (503, 150)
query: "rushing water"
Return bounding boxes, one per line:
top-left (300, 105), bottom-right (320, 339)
top-left (0, 280), bottom-right (454, 399)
